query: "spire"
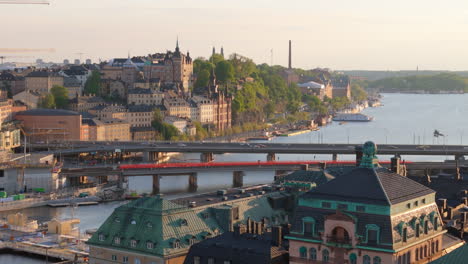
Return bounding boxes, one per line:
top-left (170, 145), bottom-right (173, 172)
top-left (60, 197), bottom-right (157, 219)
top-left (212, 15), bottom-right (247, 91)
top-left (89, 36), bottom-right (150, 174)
top-left (221, 46), bottom-right (224, 57)
top-left (212, 46), bottom-right (216, 56)
top-left (175, 37), bottom-right (180, 53)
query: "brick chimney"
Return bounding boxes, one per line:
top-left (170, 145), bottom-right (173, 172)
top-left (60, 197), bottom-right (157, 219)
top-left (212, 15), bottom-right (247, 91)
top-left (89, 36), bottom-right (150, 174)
top-left (288, 40), bottom-right (292, 69)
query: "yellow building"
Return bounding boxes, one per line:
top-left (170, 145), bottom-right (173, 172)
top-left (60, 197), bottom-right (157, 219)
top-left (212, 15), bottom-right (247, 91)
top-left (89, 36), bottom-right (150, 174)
top-left (25, 71), bottom-right (64, 94)
top-left (85, 118), bottom-right (130, 141)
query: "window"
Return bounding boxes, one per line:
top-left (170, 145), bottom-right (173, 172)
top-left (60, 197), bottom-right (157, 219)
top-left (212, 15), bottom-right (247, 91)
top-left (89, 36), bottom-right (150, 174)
top-left (368, 229), bottom-right (378, 245)
top-left (422, 198), bottom-right (426, 204)
top-left (322, 202), bottom-right (331, 208)
top-left (406, 203), bottom-right (411, 209)
top-left (424, 220), bottom-right (429, 234)
top-left (134, 259), bottom-right (141, 264)
top-left (114, 237), bottom-right (121, 245)
top-left (415, 223), bottom-right (420, 237)
top-left (309, 248), bottom-right (317, 260)
top-left (424, 245), bottom-right (428, 257)
top-left (402, 228), bottom-right (408, 242)
top-left (304, 222), bottom-right (314, 237)
top-left (299, 247), bottom-right (307, 258)
top-left (337, 204), bottom-right (348, 210)
top-left (363, 255), bottom-right (371, 264)
top-left (322, 249), bottom-right (329, 262)
top-left (194, 256), bottom-right (200, 264)
top-left (123, 256), bottom-right (129, 263)
top-left (112, 255), bottom-right (117, 261)
top-left (98, 234), bottom-right (105, 241)
top-left (223, 261), bottom-right (231, 264)
top-left (349, 253), bottom-right (357, 264)
top-left (147, 241), bottom-right (154, 249)
top-left (414, 201), bottom-right (418, 206)
top-left (415, 248), bottom-right (419, 261)
top-left (356, 205), bottom-right (366, 212)
top-left (208, 258), bottom-right (215, 264)
top-left (373, 256), bottom-right (381, 264)
top-left (130, 239), bottom-right (137, 248)
top-left (434, 217), bottom-right (439, 230)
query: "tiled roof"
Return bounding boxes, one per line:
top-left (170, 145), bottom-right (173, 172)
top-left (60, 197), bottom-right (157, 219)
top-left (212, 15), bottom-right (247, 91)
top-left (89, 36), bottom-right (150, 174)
top-left (16, 108), bottom-right (79, 116)
top-left (303, 167), bottom-right (435, 205)
top-left (280, 169), bottom-right (334, 185)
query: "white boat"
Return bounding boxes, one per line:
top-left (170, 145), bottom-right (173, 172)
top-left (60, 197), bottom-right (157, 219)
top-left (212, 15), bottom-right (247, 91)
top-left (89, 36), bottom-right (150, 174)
top-left (333, 113), bottom-right (374, 122)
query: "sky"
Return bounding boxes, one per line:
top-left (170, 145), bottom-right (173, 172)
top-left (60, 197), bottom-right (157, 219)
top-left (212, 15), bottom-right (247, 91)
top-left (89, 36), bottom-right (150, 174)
top-left (2, 0), bottom-right (468, 70)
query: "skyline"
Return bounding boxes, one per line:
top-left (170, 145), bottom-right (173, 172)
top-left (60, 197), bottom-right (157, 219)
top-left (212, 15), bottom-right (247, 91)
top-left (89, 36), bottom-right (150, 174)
top-left (2, 0), bottom-right (468, 70)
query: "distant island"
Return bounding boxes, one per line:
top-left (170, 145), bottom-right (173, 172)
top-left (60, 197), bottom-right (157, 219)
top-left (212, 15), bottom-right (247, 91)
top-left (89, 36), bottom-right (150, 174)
top-left (354, 73), bottom-right (468, 94)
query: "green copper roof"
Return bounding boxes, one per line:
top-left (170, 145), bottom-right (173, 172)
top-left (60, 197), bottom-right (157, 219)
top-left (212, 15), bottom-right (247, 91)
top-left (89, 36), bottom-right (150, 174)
top-left (87, 192), bottom-right (292, 258)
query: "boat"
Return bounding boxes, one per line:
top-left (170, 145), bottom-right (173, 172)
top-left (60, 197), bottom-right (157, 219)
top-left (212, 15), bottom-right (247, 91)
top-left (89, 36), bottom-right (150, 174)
top-left (333, 113), bottom-right (374, 122)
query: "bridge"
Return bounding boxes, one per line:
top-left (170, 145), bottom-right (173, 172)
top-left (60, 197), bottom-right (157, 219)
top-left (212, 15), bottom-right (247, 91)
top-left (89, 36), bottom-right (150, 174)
top-left (60, 159), bottom-right (465, 194)
top-left (45, 142), bottom-right (468, 163)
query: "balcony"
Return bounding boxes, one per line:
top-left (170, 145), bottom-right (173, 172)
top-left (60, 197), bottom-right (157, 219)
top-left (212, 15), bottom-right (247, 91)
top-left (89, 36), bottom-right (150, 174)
top-left (326, 235), bottom-right (351, 246)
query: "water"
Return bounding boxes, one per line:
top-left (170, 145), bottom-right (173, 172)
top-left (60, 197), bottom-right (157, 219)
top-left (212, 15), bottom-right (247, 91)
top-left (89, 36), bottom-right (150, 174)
top-left (5, 93), bottom-right (468, 263)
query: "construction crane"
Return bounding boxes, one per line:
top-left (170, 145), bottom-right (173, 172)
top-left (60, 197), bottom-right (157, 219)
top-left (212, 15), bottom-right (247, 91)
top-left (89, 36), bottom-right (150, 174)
top-left (0, 1), bottom-right (49, 4)
top-left (0, 55), bottom-right (34, 64)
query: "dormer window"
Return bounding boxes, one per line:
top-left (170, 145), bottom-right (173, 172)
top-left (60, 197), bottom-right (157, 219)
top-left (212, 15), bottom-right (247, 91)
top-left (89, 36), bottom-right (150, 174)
top-left (130, 239), bottom-right (137, 248)
top-left (146, 222), bottom-right (153, 228)
top-left (131, 220), bottom-right (137, 225)
top-left (114, 237), bottom-right (121, 245)
top-left (98, 234), bottom-right (105, 241)
top-left (180, 219), bottom-right (188, 226)
top-left (115, 217), bottom-right (120, 223)
top-left (147, 241), bottom-right (154, 249)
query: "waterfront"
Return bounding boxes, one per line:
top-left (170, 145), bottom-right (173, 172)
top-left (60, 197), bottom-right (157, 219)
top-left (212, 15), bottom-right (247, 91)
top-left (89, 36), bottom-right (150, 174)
top-left (5, 93), bottom-right (468, 263)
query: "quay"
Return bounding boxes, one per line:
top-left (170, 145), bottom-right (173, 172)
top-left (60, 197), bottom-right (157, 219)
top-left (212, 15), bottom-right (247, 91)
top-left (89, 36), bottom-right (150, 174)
top-left (0, 241), bottom-right (88, 263)
top-left (0, 196), bottom-right (101, 212)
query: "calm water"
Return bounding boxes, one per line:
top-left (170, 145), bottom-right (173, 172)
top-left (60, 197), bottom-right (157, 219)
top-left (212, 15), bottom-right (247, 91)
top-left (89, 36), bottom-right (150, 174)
top-left (5, 93), bottom-right (468, 263)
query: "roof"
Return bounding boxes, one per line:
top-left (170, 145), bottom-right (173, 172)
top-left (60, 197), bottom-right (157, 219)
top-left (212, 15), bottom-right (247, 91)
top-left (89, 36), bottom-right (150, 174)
top-left (298, 81), bottom-right (324, 89)
top-left (63, 76), bottom-right (81, 87)
top-left (16, 108), bottom-right (80, 116)
top-left (26, 71), bottom-right (61, 78)
top-left (128, 104), bottom-right (154, 112)
top-left (430, 242), bottom-right (467, 264)
top-left (303, 167), bottom-right (435, 205)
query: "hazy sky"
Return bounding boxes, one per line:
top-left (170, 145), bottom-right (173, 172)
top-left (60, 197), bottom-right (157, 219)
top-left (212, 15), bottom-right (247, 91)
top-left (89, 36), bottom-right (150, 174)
top-left (2, 0), bottom-right (468, 70)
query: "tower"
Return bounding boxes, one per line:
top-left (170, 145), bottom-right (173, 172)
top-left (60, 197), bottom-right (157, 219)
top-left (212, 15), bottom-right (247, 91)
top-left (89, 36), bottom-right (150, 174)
top-left (221, 46), bottom-right (224, 57)
top-left (288, 40), bottom-right (292, 69)
top-left (212, 47), bottom-right (216, 56)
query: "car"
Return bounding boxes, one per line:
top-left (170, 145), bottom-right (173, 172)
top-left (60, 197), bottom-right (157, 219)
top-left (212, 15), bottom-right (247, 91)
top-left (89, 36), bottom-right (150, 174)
top-left (178, 143), bottom-right (187, 147)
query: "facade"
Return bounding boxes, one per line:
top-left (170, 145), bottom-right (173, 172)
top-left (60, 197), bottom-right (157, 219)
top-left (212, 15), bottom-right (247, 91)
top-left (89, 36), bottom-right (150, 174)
top-left (0, 72), bottom-right (25, 96)
top-left (164, 91), bottom-right (190, 118)
top-left (69, 95), bottom-right (106, 112)
top-left (143, 42), bottom-right (193, 94)
top-left (287, 142), bottom-right (456, 264)
top-left (100, 57), bottom-right (138, 89)
top-left (298, 81), bottom-right (326, 100)
top-left (0, 99), bottom-right (12, 124)
top-left (60, 65), bottom-right (92, 88)
top-left (164, 116), bottom-right (188, 134)
top-left (127, 105), bottom-right (154, 128)
top-left (332, 75), bottom-right (351, 99)
top-left (25, 71), bottom-right (64, 94)
top-left (15, 109), bottom-right (83, 142)
top-left (87, 187), bottom-right (293, 264)
top-left (128, 88), bottom-right (164, 106)
top-left (100, 79), bottom-right (127, 99)
top-left (189, 96), bottom-right (213, 124)
top-left (88, 104), bottom-right (127, 121)
top-left (0, 121), bottom-right (21, 151)
top-left (0, 166), bottom-right (58, 194)
top-left (85, 118), bottom-right (130, 142)
top-left (13, 90), bottom-right (40, 109)
top-left (64, 76), bottom-right (82, 99)
top-left (130, 126), bottom-right (157, 141)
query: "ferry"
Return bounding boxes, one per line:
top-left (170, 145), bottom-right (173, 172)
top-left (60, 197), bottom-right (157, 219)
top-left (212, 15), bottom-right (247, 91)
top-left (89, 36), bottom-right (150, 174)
top-left (333, 113), bottom-right (374, 122)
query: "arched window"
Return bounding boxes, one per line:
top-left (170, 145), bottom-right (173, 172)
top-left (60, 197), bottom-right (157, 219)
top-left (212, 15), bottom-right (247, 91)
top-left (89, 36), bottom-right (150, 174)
top-left (309, 248), bottom-right (317, 260)
top-left (322, 249), bottom-right (329, 262)
top-left (434, 217), bottom-right (439, 230)
top-left (349, 253), bottom-right (357, 264)
top-left (299, 247), bottom-right (307, 259)
top-left (419, 246), bottom-right (423, 259)
top-left (424, 220), bottom-right (429, 234)
top-left (363, 255), bottom-right (371, 264)
top-left (373, 256), bottom-right (381, 264)
top-left (424, 245), bottom-right (428, 257)
top-left (402, 227), bottom-right (408, 242)
top-left (415, 223), bottom-right (420, 237)
top-left (366, 224), bottom-right (380, 245)
top-left (302, 217), bottom-right (315, 237)
top-left (415, 248), bottom-right (419, 261)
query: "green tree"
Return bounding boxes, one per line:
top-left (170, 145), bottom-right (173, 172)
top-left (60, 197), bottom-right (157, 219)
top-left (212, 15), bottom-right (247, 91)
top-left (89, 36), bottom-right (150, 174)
top-left (84, 70), bottom-right (101, 95)
top-left (194, 69), bottom-right (211, 92)
top-left (351, 83), bottom-right (368, 102)
top-left (51, 85), bottom-right (69, 109)
top-left (209, 54), bottom-right (225, 65)
top-left (215, 60), bottom-right (235, 84)
top-left (39, 93), bottom-right (56, 109)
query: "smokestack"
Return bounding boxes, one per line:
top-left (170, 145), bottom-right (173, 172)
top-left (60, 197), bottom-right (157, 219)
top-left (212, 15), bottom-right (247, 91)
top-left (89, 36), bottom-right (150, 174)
top-left (288, 40), bottom-right (292, 69)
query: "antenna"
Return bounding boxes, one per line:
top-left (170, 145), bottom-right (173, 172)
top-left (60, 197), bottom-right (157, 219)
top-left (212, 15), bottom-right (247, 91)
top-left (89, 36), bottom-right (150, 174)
top-left (270, 49), bottom-right (273, 66)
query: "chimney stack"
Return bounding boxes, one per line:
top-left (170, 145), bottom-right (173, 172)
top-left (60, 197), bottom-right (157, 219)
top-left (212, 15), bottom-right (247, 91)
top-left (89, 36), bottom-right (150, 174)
top-left (272, 226), bottom-right (283, 247)
top-left (288, 40), bottom-right (292, 69)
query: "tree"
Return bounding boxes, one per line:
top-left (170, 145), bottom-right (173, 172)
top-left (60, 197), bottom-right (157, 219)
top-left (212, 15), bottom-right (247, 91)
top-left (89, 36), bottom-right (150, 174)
top-left (215, 60), bottom-right (234, 84)
top-left (84, 70), bottom-right (101, 95)
top-left (39, 93), bottom-right (56, 109)
top-left (209, 54), bottom-right (225, 65)
top-left (51, 85), bottom-right (69, 109)
top-left (194, 69), bottom-right (210, 93)
top-left (152, 109), bottom-right (163, 123)
top-left (351, 83), bottom-right (368, 102)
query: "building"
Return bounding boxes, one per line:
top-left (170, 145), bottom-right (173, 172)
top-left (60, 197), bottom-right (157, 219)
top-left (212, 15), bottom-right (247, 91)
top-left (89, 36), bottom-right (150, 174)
top-left (0, 71), bottom-right (25, 96)
top-left (13, 90), bottom-right (40, 109)
top-left (69, 95), bottom-right (106, 112)
top-left (101, 57), bottom-right (138, 89)
top-left (60, 65), bottom-right (92, 88)
top-left (88, 104), bottom-right (127, 122)
top-left (63, 76), bottom-right (82, 99)
top-left (143, 41), bottom-right (193, 94)
top-left (0, 99), bottom-right (12, 124)
top-left (15, 109), bottom-right (83, 142)
top-left (287, 141), bottom-right (462, 264)
top-left (332, 75), bottom-right (351, 99)
top-left (85, 118), bottom-right (130, 141)
top-left (25, 71), bottom-right (64, 94)
top-left (128, 88), bottom-right (164, 106)
top-left (298, 81), bottom-right (327, 100)
top-left (87, 187), bottom-right (293, 264)
top-left (0, 121), bottom-right (21, 151)
top-left (207, 74), bottom-right (232, 131)
top-left (189, 96), bottom-right (214, 124)
top-left (0, 164), bottom-right (58, 194)
top-left (164, 116), bottom-right (188, 134)
top-left (130, 126), bottom-right (157, 141)
top-left (183, 224), bottom-right (289, 264)
top-left (164, 91), bottom-right (190, 118)
top-left (127, 105), bottom-right (154, 128)
top-left (100, 79), bottom-right (127, 99)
